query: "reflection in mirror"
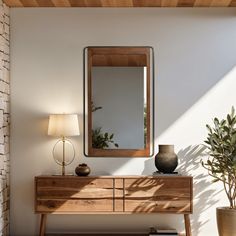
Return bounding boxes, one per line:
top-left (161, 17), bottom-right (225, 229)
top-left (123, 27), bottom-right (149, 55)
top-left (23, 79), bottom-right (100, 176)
top-left (92, 66), bottom-right (146, 149)
top-left (84, 47), bottom-right (154, 157)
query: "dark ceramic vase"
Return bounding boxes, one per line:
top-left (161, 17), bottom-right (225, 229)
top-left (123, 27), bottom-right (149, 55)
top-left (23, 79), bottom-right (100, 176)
top-left (75, 163), bottom-right (91, 176)
top-left (155, 145), bottom-right (178, 173)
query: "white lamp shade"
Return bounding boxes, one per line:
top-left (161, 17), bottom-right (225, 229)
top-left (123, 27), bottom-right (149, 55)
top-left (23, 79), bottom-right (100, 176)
top-left (48, 114), bottom-right (80, 137)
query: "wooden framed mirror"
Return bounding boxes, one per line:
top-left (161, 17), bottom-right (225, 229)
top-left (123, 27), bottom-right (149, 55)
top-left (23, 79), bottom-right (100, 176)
top-left (83, 46), bottom-right (154, 157)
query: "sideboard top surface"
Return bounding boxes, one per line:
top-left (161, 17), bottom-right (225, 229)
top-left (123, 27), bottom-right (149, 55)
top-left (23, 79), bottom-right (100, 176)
top-left (35, 175), bottom-right (192, 179)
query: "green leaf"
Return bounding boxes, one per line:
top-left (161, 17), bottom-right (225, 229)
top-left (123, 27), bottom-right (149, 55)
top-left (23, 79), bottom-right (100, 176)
top-left (231, 106), bottom-right (235, 118)
top-left (204, 140), bottom-right (211, 145)
top-left (206, 124), bottom-right (212, 133)
top-left (214, 118), bottom-right (219, 126)
top-left (220, 119), bottom-right (226, 126)
top-left (231, 133), bottom-right (236, 145)
top-left (227, 114), bottom-right (232, 125)
top-left (207, 160), bottom-right (212, 166)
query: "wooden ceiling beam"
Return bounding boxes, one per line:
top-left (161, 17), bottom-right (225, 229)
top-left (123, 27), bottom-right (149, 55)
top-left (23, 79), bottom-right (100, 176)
top-left (211, 0), bottom-right (232, 7)
top-left (36, 0), bottom-right (54, 7)
top-left (194, 0), bottom-right (213, 7)
top-left (51, 0), bottom-right (71, 7)
top-left (230, 0), bottom-right (236, 6)
top-left (177, 0), bottom-right (196, 7)
top-left (3, 0), bottom-right (236, 7)
top-left (161, 0), bottom-right (178, 7)
top-left (4, 0), bottom-right (23, 6)
top-left (19, 0), bottom-right (39, 7)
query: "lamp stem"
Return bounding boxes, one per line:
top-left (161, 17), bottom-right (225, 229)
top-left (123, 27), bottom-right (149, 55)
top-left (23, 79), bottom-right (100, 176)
top-left (62, 136), bottom-right (65, 175)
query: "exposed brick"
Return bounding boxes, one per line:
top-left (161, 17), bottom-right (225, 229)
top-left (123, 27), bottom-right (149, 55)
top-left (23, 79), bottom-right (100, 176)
top-left (0, 131), bottom-right (3, 144)
top-left (2, 126), bottom-right (9, 136)
top-left (0, 2), bottom-right (9, 234)
top-left (0, 110), bottom-right (3, 127)
top-left (0, 145), bottom-right (4, 155)
top-left (3, 144), bottom-right (9, 155)
top-left (2, 155), bottom-right (8, 163)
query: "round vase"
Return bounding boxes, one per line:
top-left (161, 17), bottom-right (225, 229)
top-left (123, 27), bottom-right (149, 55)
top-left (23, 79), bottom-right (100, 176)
top-left (75, 163), bottom-right (91, 176)
top-left (155, 145), bottom-right (178, 173)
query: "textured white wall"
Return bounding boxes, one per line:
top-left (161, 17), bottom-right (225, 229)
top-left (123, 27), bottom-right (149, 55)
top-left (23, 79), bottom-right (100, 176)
top-left (10, 8), bottom-right (236, 236)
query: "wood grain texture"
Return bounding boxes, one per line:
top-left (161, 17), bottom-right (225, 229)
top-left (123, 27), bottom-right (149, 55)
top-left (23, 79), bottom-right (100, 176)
top-left (91, 55), bottom-right (147, 67)
top-left (37, 178), bottom-right (114, 198)
top-left (194, 0), bottom-right (213, 7)
top-left (39, 214), bottom-right (47, 236)
top-left (178, 0), bottom-right (196, 7)
top-left (114, 178), bottom-right (124, 212)
top-left (51, 0), bottom-right (71, 7)
top-left (35, 176), bottom-right (192, 236)
top-left (124, 178), bottom-right (192, 213)
top-left (230, 0), bottom-right (236, 6)
top-left (37, 199), bottom-right (114, 212)
top-left (184, 214), bottom-right (192, 236)
top-left (161, 0), bottom-right (178, 7)
top-left (4, 0), bottom-right (236, 7)
top-left (4, 0), bottom-right (23, 6)
top-left (35, 177), bottom-right (114, 213)
top-left (35, 175), bottom-right (193, 214)
top-left (211, 0), bottom-right (232, 6)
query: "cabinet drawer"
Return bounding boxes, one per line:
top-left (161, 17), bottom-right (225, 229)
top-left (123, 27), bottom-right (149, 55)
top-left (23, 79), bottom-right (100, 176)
top-left (36, 199), bottom-right (113, 213)
top-left (36, 178), bottom-right (113, 199)
top-left (124, 178), bottom-right (192, 213)
top-left (35, 177), bottom-right (114, 213)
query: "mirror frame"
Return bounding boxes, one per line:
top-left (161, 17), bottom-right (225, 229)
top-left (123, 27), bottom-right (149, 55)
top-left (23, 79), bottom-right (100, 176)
top-left (83, 46), bottom-right (154, 157)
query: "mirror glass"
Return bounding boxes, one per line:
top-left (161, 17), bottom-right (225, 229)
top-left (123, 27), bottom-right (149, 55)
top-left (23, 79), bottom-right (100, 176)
top-left (84, 47), bottom-right (154, 157)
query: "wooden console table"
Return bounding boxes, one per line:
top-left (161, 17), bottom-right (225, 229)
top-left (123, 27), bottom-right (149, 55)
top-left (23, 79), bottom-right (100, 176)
top-left (35, 175), bottom-right (193, 236)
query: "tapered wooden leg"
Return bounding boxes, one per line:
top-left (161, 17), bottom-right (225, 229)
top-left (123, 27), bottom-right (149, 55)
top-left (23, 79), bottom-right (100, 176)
top-left (184, 214), bottom-right (192, 236)
top-left (39, 214), bottom-right (47, 236)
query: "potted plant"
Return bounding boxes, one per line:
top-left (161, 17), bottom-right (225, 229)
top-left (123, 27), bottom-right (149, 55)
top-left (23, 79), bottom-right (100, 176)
top-left (202, 107), bottom-right (236, 236)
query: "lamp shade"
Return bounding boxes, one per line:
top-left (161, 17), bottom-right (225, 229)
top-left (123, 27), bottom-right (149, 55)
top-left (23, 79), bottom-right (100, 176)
top-left (48, 114), bottom-right (80, 137)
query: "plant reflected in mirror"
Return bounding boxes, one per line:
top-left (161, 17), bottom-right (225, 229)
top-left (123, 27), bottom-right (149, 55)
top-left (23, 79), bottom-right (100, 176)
top-left (92, 128), bottom-right (119, 149)
top-left (92, 101), bottom-right (119, 149)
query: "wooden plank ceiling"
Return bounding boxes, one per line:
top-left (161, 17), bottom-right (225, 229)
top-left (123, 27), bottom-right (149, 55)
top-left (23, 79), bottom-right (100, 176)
top-left (3, 0), bottom-right (236, 7)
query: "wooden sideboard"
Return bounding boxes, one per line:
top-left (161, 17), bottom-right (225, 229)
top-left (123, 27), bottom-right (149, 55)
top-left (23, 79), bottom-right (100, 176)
top-left (35, 175), bottom-right (193, 236)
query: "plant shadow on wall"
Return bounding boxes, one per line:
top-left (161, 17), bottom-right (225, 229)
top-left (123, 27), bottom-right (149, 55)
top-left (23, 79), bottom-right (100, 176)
top-left (178, 145), bottom-right (221, 235)
top-left (142, 145), bottom-right (221, 235)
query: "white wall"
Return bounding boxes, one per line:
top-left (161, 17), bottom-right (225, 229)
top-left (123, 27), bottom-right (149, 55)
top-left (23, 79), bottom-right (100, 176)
top-left (10, 8), bottom-right (236, 236)
top-left (92, 67), bottom-right (144, 149)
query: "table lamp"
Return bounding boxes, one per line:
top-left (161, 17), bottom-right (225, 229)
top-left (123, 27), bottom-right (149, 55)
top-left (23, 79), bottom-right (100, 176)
top-left (48, 114), bottom-right (80, 175)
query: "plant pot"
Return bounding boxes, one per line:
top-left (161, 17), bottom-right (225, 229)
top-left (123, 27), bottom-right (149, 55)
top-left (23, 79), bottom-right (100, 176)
top-left (154, 145), bottom-right (178, 173)
top-left (217, 207), bottom-right (236, 236)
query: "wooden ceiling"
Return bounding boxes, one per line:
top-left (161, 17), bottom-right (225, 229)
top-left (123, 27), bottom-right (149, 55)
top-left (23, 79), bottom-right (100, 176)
top-left (3, 0), bottom-right (236, 7)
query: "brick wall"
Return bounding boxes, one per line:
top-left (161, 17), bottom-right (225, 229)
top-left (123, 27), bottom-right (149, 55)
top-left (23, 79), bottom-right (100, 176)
top-left (0, 0), bottom-right (9, 235)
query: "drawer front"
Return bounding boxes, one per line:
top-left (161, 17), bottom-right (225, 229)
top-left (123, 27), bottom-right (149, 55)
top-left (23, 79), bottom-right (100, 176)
top-left (36, 199), bottom-right (113, 212)
top-left (124, 178), bottom-right (192, 213)
top-left (35, 177), bottom-right (114, 212)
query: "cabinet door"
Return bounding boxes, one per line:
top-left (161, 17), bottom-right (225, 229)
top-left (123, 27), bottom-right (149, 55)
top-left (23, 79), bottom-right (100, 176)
top-left (35, 177), bottom-right (114, 213)
top-left (124, 177), bottom-right (192, 213)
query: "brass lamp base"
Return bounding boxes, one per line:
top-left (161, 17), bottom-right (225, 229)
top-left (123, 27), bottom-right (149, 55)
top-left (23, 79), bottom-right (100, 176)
top-left (52, 137), bottom-right (75, 176)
